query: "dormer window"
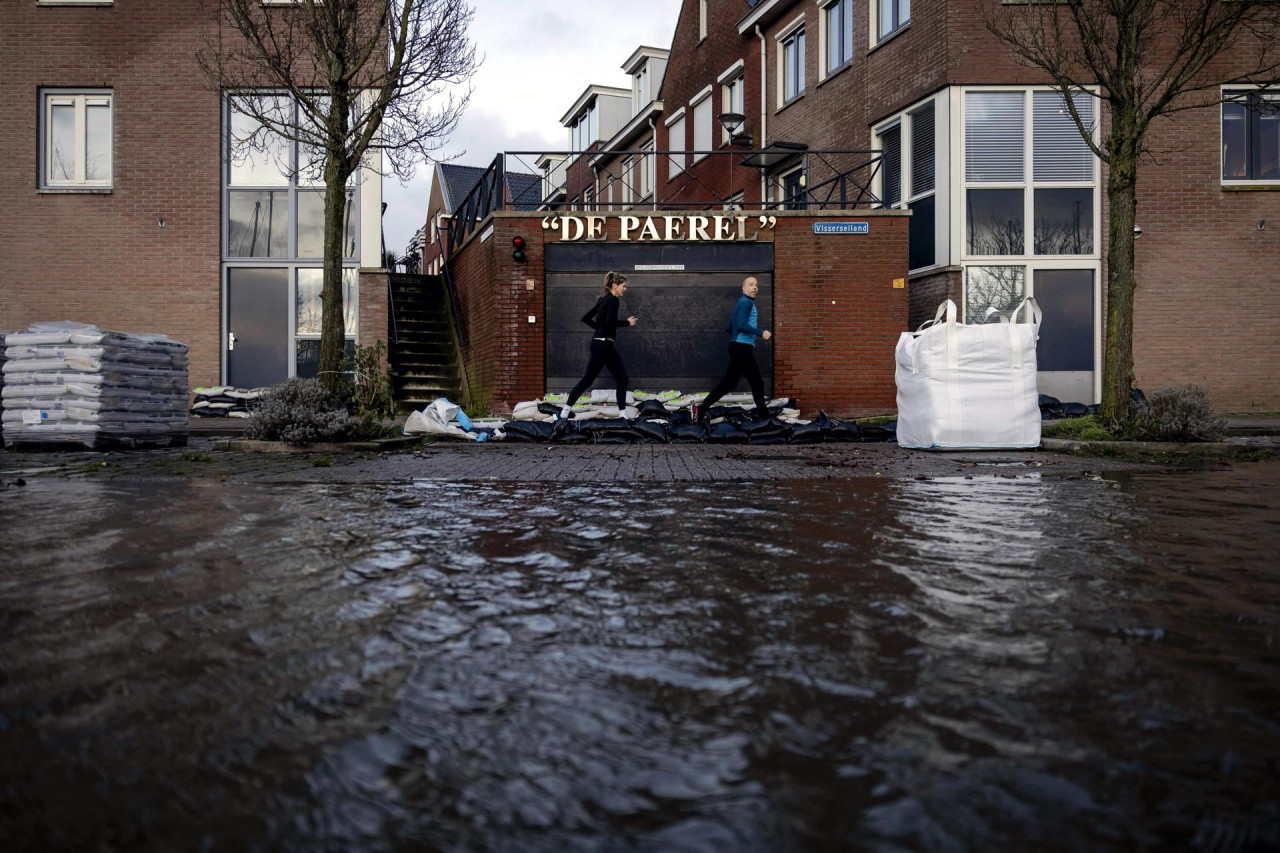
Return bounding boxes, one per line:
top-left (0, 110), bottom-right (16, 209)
top-left (634, 64), bottom-right (650, 111)
top-left (570, 106), bottom-right (599, 154)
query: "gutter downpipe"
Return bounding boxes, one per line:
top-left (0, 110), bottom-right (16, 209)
top-left (649, 117), bottom-right (658, 210)
top-left (757, 24), bottom-right (767, 205)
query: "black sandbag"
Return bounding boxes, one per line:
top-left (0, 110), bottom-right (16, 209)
top-left (811, 410), bottom-right (834, 431)
top-left (577, 417), bottom-right (631, 434)
top-left (707, 405), bottom-right (752, 420)
top-left (1038, 393), bottom-right (1065, 419)
top-left (825, 420), bottom-right (861, 442)
top-left (858, 424), bottom-right (894, 442)
top-left (1060, 401), bottom-right (1090, 417)
top-left (628, 420), bottom-right (669, 443)
top-left (749, 433), bottom-right (790, 445)
top-left (637, 399), bottom-right (668, 419)
top-left (1130, 388), bottom-right (1148, 410)
top-left (788, 422), bottom-right (825, 443)
top-left (666, 410), bottom-right (693, 427)
top-left (503, 420), bottom-right (554, 441)
top-left (670, 423), bottom-right (706, 443)
top-left (707, 421), bottom-right (748, 443)
top-left (537, 402), bottom-right (564, 417)
top-left (741, 416), bottom-right (791, 437)
top-left (551, 419), bottom-right (584, 442)
top-left (592, 433), bottom-right (632, 444)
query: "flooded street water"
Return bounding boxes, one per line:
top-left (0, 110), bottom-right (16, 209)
top-left (2, 464), bottom-right (1279, 851)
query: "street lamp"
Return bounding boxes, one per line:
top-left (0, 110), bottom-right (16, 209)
top-left (717, 112), bottom-right (754, 147)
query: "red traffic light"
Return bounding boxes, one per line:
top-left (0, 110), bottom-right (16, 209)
top-left (512, 235), bottom-right (527, 263)
top-left (512, 236), bottom-right (526, 249)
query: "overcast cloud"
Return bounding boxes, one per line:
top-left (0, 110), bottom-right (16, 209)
top-left (382, 0), bottom-right (683, 257)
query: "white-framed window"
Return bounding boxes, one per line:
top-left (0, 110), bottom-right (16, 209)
top-left (875, 99), bottom-right (939, 270)
top-left (963, 88), bottom-right (1097, 260)
top-left (721, 75), bottom-right (746, 142)
top-left (570, 106), bottom-right (598, 154)
top-left (640, 141), bottom-right (655, 198)
top-left (665, 109), bottom-right (686, 179)
top-left (583, 186), bottom-right (595, 211)
top-left (780, 25), bottom-right (806, 104)
top-left (40, 90), bottom-right (113, 189)
top-left (622, 157), bottom-right (636, 205)
top-left (872, 0), bottom-right (910, 45)
top-left (634, 64), bottom-right (650, 111)
top-left (699, 0), bottom-right (708, 41)
top-left (770, 164), bottom-right (805, 210)
top-left (822, 0), bottom-right (854, 77)
top-left (294, 267), bottom-right (358, 377)
top-left (1222, 87), bottom-right (1280, 183)
top-left (692, 88), bottom-right (713, 162)
top-left (724, 192), bottom-right (745, 211)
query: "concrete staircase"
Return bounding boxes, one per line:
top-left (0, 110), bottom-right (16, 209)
top-left (388, 273), bottom-right (465, 414)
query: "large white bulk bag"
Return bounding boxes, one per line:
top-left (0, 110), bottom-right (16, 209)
top-left (895, 298), bottom-right (1042, 450)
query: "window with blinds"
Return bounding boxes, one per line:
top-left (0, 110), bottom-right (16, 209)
top-left (668, 116), bottom-right (686, 179)
top-left (910, 102), bottom-right (934, 197)
top-left (693, 96), bottom-right (713, 161)
top-left (1033, 92), bottom-right (1095, 182)
top-left (965, 91), bottom-right (1024, 182)
top-left (879, 124), bottom-right (902, 207)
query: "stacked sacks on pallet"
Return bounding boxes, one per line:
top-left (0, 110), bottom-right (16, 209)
top-left (190, 386), bottom-right (266, 419)
top-left (1, 321), bottom-right (189, 449)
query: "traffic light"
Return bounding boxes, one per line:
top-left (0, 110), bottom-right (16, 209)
top-left (512, 235), bottom-right (527, 263)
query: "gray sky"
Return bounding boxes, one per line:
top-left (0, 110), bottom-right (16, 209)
top-left (382, 0), bottom-right (683, 257)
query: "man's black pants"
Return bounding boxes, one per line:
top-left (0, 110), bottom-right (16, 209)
top-left (702, 342), bottom-right (768, 418)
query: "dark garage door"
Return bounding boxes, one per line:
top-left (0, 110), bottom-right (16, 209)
top-left (545, 242), bottom-right (774, 396)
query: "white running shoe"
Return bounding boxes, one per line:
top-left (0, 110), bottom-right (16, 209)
top-left (559, 406), bottom-right (573, 420)
top-left (622, 405), bottom-right (640, 420)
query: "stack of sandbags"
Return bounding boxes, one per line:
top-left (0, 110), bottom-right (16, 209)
top-left (190, 386), bottom-right (265, 419)
top-left (2, 321), bottom-right (190, 449)
top-left (0, 331), bottom-right (8, 442)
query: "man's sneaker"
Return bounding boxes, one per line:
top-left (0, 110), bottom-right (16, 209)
top-left (559, 405), bottom-right (573, 420)
top-left (622, 405), bottom-right (640, 420)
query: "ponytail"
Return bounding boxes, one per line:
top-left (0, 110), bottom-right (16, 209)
top-left (601, 271), bottom-right (627, 295)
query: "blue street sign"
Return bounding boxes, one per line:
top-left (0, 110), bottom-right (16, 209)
top-left (813, 221), bottom-right (870, 234)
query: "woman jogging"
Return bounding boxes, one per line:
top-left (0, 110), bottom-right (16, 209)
top-left (560, 271), bottom-right (639, 419)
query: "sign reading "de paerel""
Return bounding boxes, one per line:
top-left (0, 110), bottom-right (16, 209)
top-left (542, 214), bottom-right (777, 243)
top-left (813, 221), bottom-right (869, 235)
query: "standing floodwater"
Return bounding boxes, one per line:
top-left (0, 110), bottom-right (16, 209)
top-left (2, 465), bottom-right (1279, 851)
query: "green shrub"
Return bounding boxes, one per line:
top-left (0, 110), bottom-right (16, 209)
top-left (245, 378), bottom-right (356, 445)
top-left (1043, 415), bottom-right (1114, 442)
top-left (1128, 385), bottom-right (1226, 442)
top-left (340, 341), bottom-right (396, 420)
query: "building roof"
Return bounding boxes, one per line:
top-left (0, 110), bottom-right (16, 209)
top-left (559, 85), bottom-right (633, 127)
top-left (436, 162), bottom-right (540, 214)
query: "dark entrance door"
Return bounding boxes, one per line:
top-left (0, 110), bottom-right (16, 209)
top-left (227, 267), bottom-right (289, 389)
top-left (1034, 268), bottom-right (1096, 404)
top-left (545, 242), bottom-right (774, 396)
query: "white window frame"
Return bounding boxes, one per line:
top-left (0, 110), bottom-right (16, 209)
top-left (871, 0), bottom-right (911, 47)
top-left (1221, 84), bottom-right (1280, 186)
top-left (690, 86), bottom-right (714, 163)
top-left (873, 94), bottom-right (946, 273)
top-left (40, 90), bottom-right (113, 190)
top-left (775, 14), bottom-right (807, 108)
top-left (640, 141), bottom-right (655, 199)
top-left (954, 85), bottom-right (1103, 402)
top-left (819, 0), bottom-right (854, 80)
top-left (664, 107), bottom-right (687, 180)
top-left (699, 0), bottom-right (708, 41)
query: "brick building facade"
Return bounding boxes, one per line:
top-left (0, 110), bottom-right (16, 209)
top-left (540, 0), bottom-right (1278, 411)
top-left (1, 0), bottom-right (386, 389)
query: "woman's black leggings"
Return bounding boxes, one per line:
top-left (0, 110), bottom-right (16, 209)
top-left (702, 342), bottom-right (768, 417)
top-left (567, 339), bottom-right (629, 410)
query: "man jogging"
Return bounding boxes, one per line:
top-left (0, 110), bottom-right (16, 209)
top-left (694, 276), bottom-right (771, 427)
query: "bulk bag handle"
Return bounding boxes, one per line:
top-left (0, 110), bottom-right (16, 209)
top-left (916, 299), bottom-right (958, 332)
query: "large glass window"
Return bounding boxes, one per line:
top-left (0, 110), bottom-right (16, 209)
top-left (224, 93), bottom-right (362, 379)
top-left (1223, 89), bottom-right (1280, 181)
top-left (825, 0), bottom-right (854, 74)
top-left (783, 28), bottom-right (806, 103)
top-left (964, 89), bottom-right (1096, 258)
top-left (876, 0), bottom-right (910, 43)
top-left (879, 124), bottom-right (902, 206)
top-left (908, 102), bottom-right (936, 269)
top-left (965, 265), bottom-right (1026, 323)
top-left (41, 91), bottom-right (113, 189)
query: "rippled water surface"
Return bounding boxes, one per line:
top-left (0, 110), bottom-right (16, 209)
top-left (2, 465), bottom-right (1279, 851)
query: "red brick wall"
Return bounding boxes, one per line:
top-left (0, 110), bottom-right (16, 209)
top-left (1, 1), bottom-right (223, 385)
top-left (0, 1), bottom-right (389, 389)
top-left (447, 209), bottom-right (909, 417)
top-left (358, 270), bottom-right (389, 363)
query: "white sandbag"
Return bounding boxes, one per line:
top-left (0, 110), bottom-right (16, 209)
top-left (588, 389), bottom-right (635, 405)
top-left (895, 298), bottom-right (1042, 450)
top-left (511, 400), bottom-right (543, 420)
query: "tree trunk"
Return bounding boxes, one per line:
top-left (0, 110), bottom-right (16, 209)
top-left (318, 90), bottom-right (352, 394)
top-left (1100, 114), bottom-right (1141, 430)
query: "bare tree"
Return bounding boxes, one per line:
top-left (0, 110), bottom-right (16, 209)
top-left (987, 0), bottom-right (1279, 427)
top-left (199, 0), bottom-right (477, 390)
